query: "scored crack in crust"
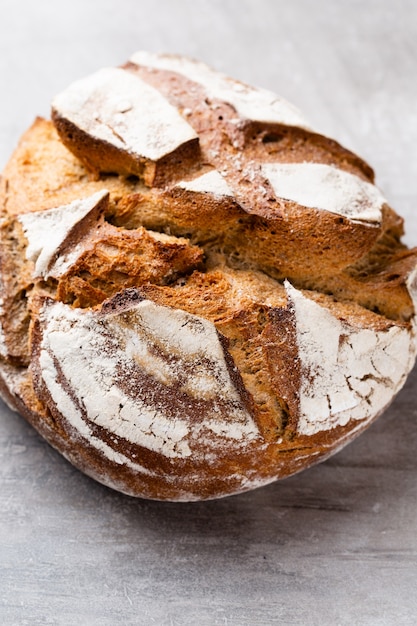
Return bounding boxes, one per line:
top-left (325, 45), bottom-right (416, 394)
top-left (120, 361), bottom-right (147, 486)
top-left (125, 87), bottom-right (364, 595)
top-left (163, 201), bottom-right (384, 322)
top-left (0, 52), bottom-right (416, 500)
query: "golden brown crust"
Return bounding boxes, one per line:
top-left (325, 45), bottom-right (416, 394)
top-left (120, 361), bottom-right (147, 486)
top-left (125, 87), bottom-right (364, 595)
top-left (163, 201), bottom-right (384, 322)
top-left (56, 222), bottom-right (204, 307)
top-left (1, 53), bottom-right (416, 501)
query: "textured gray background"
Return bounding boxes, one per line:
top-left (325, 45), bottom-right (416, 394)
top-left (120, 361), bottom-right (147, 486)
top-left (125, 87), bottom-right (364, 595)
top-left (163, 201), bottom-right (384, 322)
top-left (1, 1), bottom-right (417, 624)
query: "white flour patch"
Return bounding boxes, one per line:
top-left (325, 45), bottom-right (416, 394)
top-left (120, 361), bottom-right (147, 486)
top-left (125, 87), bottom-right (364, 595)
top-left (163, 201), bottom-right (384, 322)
top-left (38, 299), bottom-right (258, 467)
top-left (18, 189), bottom-right (108, 279)
top-left (176, 170), bottom-right (234, 197)
top-left (285, 282), bottom-right (415, 436)
top-left (52, 66), bottom-right (198, 161)
top-left (39, 349), bottom-right (155, 476)
top-left (130, 51), bottom-right (312, 130)
top-left (262, 162), bottom-right (385, 223)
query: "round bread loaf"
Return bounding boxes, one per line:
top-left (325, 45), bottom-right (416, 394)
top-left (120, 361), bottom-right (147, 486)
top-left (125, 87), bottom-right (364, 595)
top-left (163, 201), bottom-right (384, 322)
top-left (1, 52), bottom-right (416, 501)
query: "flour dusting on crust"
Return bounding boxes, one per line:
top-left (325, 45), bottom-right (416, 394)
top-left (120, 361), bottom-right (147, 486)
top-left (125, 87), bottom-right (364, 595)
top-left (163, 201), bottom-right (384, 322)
top-left (130, 51), bottom-right (312, 130)
top-left (286, 282), bottom-right (416, 436)
top-left (35, 297), bottom-right (259, 468)
top-left (176, 170), bottom-right (234, 197)
top-left (52, 66), bottom-right (198, 161)
top-left (263, 163), bottom-right (385, 223)
top-left (19, 190), bottom-right (108, 279)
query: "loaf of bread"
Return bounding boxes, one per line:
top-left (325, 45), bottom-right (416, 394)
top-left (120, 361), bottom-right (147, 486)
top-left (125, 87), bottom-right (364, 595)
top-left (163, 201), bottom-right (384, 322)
top-left (1, 52), bottom-right (416, 501)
